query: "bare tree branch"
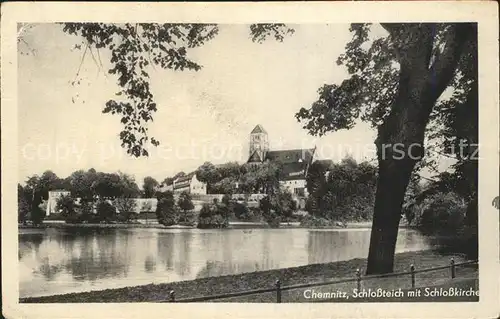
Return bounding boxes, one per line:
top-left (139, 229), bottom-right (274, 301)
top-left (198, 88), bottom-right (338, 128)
top-left (73, 43), bottom-right (89, 84)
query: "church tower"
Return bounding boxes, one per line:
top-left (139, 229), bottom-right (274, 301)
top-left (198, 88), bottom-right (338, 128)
top-left (248, 124), bottom-right (269, 162)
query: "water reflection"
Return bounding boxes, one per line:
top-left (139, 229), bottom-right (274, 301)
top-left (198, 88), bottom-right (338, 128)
top-left (157, 233), bottom-right (175, 270)
top-left (19, 227), bottom-right (430, 298)
top-left (307, 229), bottom-right (430, 264)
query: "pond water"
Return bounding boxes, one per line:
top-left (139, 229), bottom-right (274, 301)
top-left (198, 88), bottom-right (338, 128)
top-left (18, 227), bottom-right (430, 298)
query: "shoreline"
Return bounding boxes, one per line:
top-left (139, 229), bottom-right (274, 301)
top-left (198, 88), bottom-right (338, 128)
top-left (19, 220), bottom-right (410, 231)
top-left (20, 250), bottom-right (475, 303)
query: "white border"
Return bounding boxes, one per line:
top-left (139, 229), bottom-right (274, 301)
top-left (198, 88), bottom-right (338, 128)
top-left (2, 2), bottom-right (499, 318)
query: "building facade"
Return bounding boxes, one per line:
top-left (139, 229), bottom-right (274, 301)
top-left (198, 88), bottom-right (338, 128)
top-left (172, 173), bottom-right (207, 195)
top-left (247, 124), bottom-right (315, 202)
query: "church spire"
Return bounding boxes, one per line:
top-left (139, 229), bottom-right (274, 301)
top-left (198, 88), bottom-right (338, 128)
top-left (251, 124), bottom-right (267, 134)
top-left (248, 124), bottom-right (269, 162)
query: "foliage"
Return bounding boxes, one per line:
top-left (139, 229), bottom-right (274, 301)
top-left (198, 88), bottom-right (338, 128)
top-left (96, 201), bottom-right (117, 223)
top-left (113, 197), bottom-right (137, 221)
top-left (306, 157), bottom-right (377, 222)
top-left (177, 191), bottom-right (194, 213)
top-left (294, 23), bottom-right (477, 273)
top-left (68, 169), bottom-right (98, 201)
top-left (295, 23), bottom-right (477, 211)
top-left (23, 169), bottom-right (142, 215)
top-left (26, 22), bottom-right (478, 273)
top-left (18, 182), bottom-right (46, 225)
top-left (24, 171), bottom-right (67, 205)
top-left (118, 172), bottom-right (142, 198)
top-left (56, 194), bottom-right (77, 221)
top-left (156, 191), bottom-right (178, 226)
top-left (417, 192), bottom-right (466, 235)
top-left (61, 23), bottom-right (292, 157)
top-left (221, 194), bottom-right (232, 206)
top-left (29, 206), bottom-right (46, 226)
top-left (195, 161), bottom-right (284, 195)
top-left (161, 177), bottom-right (175, 187)
top-left (197, 202), bottom-right (229, 229)
top-left (67, 169), bottom-right (140, 200)
top-left (412, 190), bottom-right (477, 259)
top-left (18, 184), bottom-right (30, 224)
top-left (92, 172), bottom-right (124, 199)
top-left (258, 189), bottom-right (297, 227)
top-left (249, 24), bottom-right (295, 43)
top-left (299, 215), bottom-right (337, 228)
top-left (78, 201), bottom-right (95, 223)
top-left (232, 202), bottom-right (251, 220)
top-left (143, 176), bottom-right (159, 198)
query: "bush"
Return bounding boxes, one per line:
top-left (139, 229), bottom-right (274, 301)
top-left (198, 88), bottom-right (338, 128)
top-left (178, 191), bottom-right (194, 212)
top-left (78, 201), bottom-right (94, 223)
top-left (233, 202), bottom-right (250, 220)
top-left (29, 206), bottom-right (46, 226)
top-left (299, 215), bottom-right (336, 228)
top-left (258, 191), bottom-right (298, 228)
top-left (197, 203), bottom-right (229, 229)
top-left (56, 194), bottom-right (78, 222)
top-left (417, 192), bottom-right (466, 236)
top-left (18, 197), bottom-right (31, 224)
top-left (156, 197), bottom-right (179, 226)
top-left (96, 201), bottom-right (117, 223)
top-left (113, 197), bottom-right (137, 222)
top-left (416, 192), bottom-right (477, 259)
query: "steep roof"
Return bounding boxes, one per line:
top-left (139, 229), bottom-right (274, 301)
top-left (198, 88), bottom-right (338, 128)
top-left (280, 162), bottom-right (308, 181)
top-left (175, 172), bottom-right (195, 183)
top-left (265, 148), bottom-right (314, 164)
top-left (251, 124), bottom-right (267, 134)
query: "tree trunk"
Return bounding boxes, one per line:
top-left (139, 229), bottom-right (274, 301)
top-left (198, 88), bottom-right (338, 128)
top-left (365, 23), bottom-right (474, 274)
top-left (366, 157), bottom-right (416, 273)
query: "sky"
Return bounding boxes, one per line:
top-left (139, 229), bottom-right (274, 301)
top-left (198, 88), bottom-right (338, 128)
top-left (17, 23), bottom-right (449, 187)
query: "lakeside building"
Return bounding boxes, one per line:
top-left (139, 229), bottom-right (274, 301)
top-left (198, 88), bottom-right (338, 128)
top-left (172, 173), bottom-right (207, 195)
top-left (159, 173), bottom-right (208, 195)
top-left (247, 124), bottom-right (315, 199)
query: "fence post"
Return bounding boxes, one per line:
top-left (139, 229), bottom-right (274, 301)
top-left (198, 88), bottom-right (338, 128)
top-left (410, 264), bottom-right (415, 289)
top-left (450, 258), bottom-right (456, 279)
top-left (275, 279), bottom-right (282, 303)
top-left (169, 290), bottom-right (175, 302)
top-left (356, 268), bottom-right (361, 291)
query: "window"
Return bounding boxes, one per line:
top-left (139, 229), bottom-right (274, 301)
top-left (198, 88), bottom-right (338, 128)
top-left (294, 187), bottom-right (305, 197)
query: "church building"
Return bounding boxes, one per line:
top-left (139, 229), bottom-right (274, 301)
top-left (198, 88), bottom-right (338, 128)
top-left (247, 124), bottom-right (315, 199)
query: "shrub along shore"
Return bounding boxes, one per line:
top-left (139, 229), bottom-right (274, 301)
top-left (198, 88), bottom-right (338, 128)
top-left (20, 250), bottom-right (476, 303)
top-left (18, 220), bottom-right (407, 231)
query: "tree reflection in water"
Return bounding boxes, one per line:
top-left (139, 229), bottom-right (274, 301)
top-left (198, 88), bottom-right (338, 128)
top-left (144, 255), bottom-right (156, 273)
top-left (157, 232), bottom-right (175, 270)
top-left (174, 231), bottom-right (193, 276)
top-left (307, 229), bottom-right (430, 265)
top-left (19, 228), bottom-right (431, 298)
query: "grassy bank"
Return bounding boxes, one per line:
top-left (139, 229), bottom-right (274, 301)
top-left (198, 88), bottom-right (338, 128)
top-left (20, 250), bottom-right (477, 303)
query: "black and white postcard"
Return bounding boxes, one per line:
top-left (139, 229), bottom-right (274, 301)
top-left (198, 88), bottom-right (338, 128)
top-left (2, 1), bottom-right (499, 318)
